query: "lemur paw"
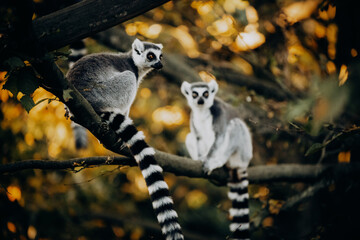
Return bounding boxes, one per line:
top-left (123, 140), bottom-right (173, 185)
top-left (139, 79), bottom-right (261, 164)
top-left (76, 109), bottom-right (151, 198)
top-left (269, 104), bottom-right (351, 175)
top-left (202, 163), bottom-right (214, 176)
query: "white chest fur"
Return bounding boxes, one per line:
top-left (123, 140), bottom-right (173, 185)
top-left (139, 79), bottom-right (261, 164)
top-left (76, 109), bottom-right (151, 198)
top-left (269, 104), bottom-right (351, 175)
top-left (192, 109), bottom-right (215, 157)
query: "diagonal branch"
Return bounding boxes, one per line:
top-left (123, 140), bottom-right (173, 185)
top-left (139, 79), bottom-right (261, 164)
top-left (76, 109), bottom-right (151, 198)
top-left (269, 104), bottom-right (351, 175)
top-left (32, 0), bottom-right (170, 51)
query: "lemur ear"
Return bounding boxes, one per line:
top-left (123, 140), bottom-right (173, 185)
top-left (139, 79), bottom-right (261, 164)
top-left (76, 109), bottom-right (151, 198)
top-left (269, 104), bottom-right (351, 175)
top-left (208, 80), bottom-right (218, 94)
top-left (156, 43), bottom-right (163, 49)
top-left (132, 38), bottom-right (144, 55)
top-left (181, 81), bottom-right (191, 96)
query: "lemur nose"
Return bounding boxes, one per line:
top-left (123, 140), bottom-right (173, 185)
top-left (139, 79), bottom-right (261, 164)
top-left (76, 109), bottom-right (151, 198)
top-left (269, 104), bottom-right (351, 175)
top-left (198, 98), bottom-right (204, 105)
top-left (152, 61), bottom-right (163, 69)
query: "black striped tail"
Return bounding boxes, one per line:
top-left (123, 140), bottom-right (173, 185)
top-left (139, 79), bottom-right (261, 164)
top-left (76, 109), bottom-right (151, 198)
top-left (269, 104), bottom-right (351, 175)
top-left (71, 121), bottom-right (88, 149)
top-left (227, 169), bottom-right (250, 240)
top-left (68, 40), bottom-right (87, 69)
top-left (101, 111), bottom-right (184, 240)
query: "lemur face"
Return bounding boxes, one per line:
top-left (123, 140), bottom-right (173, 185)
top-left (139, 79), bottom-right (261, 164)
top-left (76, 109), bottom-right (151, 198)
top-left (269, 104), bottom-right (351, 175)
top-left (132, 38), bottom-right (163, 69)
top-left (181, 80), bottom-right (218, 109)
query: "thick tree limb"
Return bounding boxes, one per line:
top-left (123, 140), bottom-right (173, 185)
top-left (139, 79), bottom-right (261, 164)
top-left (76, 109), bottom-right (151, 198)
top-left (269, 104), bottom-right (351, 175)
top-left (32, 0), bottom-right (170, 51)
top-left (2, 155), bottom-right (359, 186)
top-left (0, 156), bottom-right (135, 174)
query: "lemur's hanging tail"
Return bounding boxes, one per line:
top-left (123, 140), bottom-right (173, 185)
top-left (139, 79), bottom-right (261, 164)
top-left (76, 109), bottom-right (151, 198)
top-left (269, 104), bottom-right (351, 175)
top-left (69, 40), bottom-right (89, 149)
top-left (227, 169), bottom-right (250, 240)
top-left (101, 111), bottom-right (184, 240)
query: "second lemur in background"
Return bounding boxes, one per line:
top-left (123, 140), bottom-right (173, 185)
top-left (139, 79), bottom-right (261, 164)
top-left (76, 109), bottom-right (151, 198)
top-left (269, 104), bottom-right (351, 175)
top-left (181, 80), bottom-right (253, 240)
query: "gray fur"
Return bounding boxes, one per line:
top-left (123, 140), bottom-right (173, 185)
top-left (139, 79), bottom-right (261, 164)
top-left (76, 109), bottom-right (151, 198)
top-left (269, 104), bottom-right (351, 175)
top-left (181, 80), bottom-right (253, 174)
top-left (67, 39), bottom-right (163, 115)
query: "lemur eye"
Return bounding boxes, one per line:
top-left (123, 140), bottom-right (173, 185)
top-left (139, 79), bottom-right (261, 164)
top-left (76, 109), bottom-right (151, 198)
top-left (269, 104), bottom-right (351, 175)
top-left (203, 91), bottom-right (209, 98)
top-left (147, 52), bottom-right (155, 61)
top-left (192, 91), bottom-right (198, 99)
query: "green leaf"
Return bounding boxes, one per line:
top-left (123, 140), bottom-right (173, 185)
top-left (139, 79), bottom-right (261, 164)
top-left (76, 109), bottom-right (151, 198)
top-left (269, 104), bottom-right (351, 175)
top-left (305, 143), bottom-right (324, 156)
top-left (18, 69), bottom-right (40, 95)
top-left (2, 67), bottom-right (40, 97)
top-left (2, 75), bottom-right (19, 96)
top-left (20, 95), bottom-right (35, 113)
top-left (63, 89), bottom-right (73, 102)
top-left (4, 57), bottom-right (25, 70)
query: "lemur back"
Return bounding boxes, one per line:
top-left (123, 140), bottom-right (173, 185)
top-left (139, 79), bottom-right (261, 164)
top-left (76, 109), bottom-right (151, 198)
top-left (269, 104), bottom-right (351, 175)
top-left (181, 80), bottom-right (252, 240)
top-left (67, 39), bottom-right (183, 240)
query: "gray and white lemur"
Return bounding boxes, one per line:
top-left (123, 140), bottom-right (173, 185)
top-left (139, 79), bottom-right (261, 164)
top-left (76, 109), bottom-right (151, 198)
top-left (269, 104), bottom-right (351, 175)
top-left (181, 80), bottom-right (253, 240)
top-left (67, 39), bottom-right (184, 240)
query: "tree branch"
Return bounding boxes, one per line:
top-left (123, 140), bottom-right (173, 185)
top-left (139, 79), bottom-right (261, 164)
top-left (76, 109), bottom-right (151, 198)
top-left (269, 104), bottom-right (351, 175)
top-left (2, 155), bottom-right (359, 186)
top-left (0, 156), bottom-right (135, 174)
top-left (32, 0), bottom-right (170, 51)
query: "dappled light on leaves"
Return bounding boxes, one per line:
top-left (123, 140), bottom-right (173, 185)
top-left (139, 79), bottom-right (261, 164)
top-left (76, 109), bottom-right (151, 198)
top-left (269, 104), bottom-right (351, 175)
top-left (234, 28), bottom-right (265, 51)
top-left (262, 216), bottom-right (274, 228)
top-left (112, 226), bottom-right (126, 238)
top-left (6, 185), bottom-right (21, 202)
top-left (27, 225), bottom-right (37, 239)
top-left (253, 186), bottom-right (269, 200)
top-left (351, 48), bottom-right (358, 58)
top-left (185, 189), bottom-right (208, 209)
top-left (223, 0), bottom-right (249, 13)
top-left (338, 64), bottom-right (348, 86)
top-left (125, 22), bottom-right (163, 39)
top-left (152, 106), bottom-right (185, 127)
top-left (338, 151), bottom-right (351, 163)
top-left (198, 71), bottom-right (216, 82)
top-left (7, 222), bottom-right (16, 233)
top-left (139, 87), bottom-right (152, 99)
top-left (268, 199), bottom-right (285, 215)
top-left (326, 61), bottom-right (336, 74)
top-left (207, 15), bottom-right (236, 37)
top-left (231, 57), bottom-right (253, 75)
top-left (318, 4), bottom-right (336, 21)
top-left (282, 0), bottom-right (320, 25)
top-left (171, 26), bottom-right (200, 58)
top-left (191, 1), bottom-right (214, 16)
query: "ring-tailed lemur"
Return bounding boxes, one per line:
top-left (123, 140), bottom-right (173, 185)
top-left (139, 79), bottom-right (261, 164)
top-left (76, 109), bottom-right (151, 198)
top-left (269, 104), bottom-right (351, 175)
top-left (181, 80), bottom-right (253, 240)
top-left (67, 38), bottom-right (184, 240)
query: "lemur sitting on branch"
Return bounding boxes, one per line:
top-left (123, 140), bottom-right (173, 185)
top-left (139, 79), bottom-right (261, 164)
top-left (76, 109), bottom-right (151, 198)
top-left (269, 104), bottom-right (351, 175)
top-left (67, 38), bottom-right (184, 240)
top-left (181, 80), bottom-right (253, 240)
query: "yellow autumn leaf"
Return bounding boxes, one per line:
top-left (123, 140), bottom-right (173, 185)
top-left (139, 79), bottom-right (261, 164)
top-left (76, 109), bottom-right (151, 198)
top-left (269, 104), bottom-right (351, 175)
top-left (338, 151), bottom-right (351, 163)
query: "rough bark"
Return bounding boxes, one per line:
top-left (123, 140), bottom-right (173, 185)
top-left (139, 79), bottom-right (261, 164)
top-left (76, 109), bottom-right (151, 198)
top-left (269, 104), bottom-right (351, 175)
top-left (32, 0), bottom-right (170, 51)
top-left (2, 155), bottom-right (359, 186)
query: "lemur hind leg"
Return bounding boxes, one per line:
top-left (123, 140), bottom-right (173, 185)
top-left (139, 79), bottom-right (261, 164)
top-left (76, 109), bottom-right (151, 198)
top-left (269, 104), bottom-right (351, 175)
top-left (185, 132), bottom-right (200, 161)
top-left (203, 119), bottom-right (240, 174)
